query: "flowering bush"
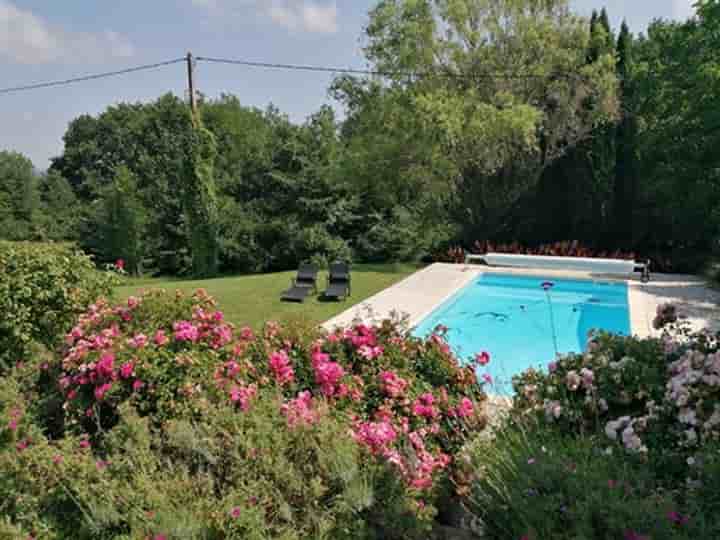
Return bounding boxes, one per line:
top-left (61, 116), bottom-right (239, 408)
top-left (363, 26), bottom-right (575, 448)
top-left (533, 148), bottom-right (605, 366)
top-left (1, 382), bottom-right (421, 540)
top-left (512, 319), bottom-right (720, 477)
top-left (7, 288), bottom-right (489, 537)
top-left (0, 241), bottom-right (119, 373)
top-left (471, 240), bottom-right (637, 260)
top-left (469, 423), bottom-right (718, 540)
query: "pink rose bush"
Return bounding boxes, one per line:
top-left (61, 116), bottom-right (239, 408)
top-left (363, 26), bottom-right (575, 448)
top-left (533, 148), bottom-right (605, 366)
top-left (2, 289), bottom-right (488, 538)
top-left (51, 289), bottom-right (486, 504)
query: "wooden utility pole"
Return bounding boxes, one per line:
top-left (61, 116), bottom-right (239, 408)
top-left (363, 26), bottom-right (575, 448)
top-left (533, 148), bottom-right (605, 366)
top-left (186, 51), bottom-right (197, 115)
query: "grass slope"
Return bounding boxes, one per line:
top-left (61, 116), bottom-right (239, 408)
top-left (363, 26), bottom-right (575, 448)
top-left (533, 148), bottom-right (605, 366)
top-left (116, 263), bottom-right (422, 329)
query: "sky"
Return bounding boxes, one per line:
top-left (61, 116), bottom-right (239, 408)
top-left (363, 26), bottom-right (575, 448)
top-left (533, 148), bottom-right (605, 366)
top-left (0, 0), bottom-right (698, 168)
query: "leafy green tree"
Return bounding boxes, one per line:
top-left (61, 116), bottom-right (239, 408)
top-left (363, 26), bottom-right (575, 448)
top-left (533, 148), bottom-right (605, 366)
top-left (612, 20), bottom-right (639, 246)
top-left (86, 165), bottom-right (148, 274)
top-left (36, 170), bottom-right (80, 241)
top-left (630, 3), bottom-right (720, 256)
top-left (0, 151), bottom-right (39, 240)
top-left (363, 0), bottom-right (619, 242)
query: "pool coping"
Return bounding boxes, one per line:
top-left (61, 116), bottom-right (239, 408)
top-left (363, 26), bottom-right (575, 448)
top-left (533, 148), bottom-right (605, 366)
top-left (323, 263), bottom-right (720, 339)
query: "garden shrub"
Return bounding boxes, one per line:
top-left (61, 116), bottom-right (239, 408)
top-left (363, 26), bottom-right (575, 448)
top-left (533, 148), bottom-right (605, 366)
top-left (474, 307), bottom-right (720, 538)
top-left (512, 314), bottom-right (720, 483)
top-left (469, 421), bottom-right (708, 540)
top-left (1, 384), bottom-right (418, 540)
top-left (0, 242), bottom-right (119, 374)
top-left (5, 289), bottom-right (489, 538)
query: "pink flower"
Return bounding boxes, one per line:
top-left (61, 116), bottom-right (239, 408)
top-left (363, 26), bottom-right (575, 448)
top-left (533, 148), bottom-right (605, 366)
top-left (314, 360), bottom-right (345, 396)
top-left (16, 439), bottom-right (30, 452)
top-left (128, 333), bottom-right (148, 349)
top-left (115, 259), bottom-right (125, 270)
top-left (548, 361), bottom-right (558, 373)
top-left (154, 330), bottom-right (169, 346)
top-left (281, 391), bottom-right (320, 428)
top-left (7, 419), bottom-right (18, 431)
top-left (475, 351), bottom-right (490, 366)
top-left (353, 421), bottom-right (397, 454)
top-left (52, 454), bottom-right (63, 465)
top-left (412, 393), bottom-right (440, 419)
top-left (230, 384), bottom-right (257, 412)
top-left (95, 352), bottom-right (115, 379)
top-left (132, 380), bottom-right (145, 391)
top-left (213, 311), bottom-right (224, 321)
top-left (482, 373), bottom-right (493, 384)
top-left (455, 397), bottom-right (474, 418)
top-left (96, 460), bottom-right (109, 470)
top-left (79, 439), bottom-right (91, 450)
top-left (94, 382), bottom-right (112, 400)
top-left (358, 345), bottom-right (384, 360)
top-left (173, 321), bottom-right (200, 342)
top-left (153, 535), bottom-right (167, 540)
top-left (667, 511), bottom-right (689, 526)
top-left (379, 371), bottom-right (409, 398)
top-left (269, 351), bottom-right (294, 385)
top-left (119, 362), bottom-right (134, 379)
top-left (230, 506), bottom-right (241, 519)
top-left (127, 296), bottom-right (140, 309)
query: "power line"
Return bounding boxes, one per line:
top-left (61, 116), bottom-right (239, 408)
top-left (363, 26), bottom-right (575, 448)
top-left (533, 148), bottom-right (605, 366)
top-left (195, 55), bottom-right (574, 80)
top-left (195, 56), bottom-right (390, 77)
top-left (0, 53), bottom-right (583, 98)
top-left (0, 58), bottom-right (185, 95)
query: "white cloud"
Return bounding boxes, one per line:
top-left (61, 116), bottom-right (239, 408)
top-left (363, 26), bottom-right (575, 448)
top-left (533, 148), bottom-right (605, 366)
top-left (671, 0), bottom-right (696, 21)
top-left (193, 0), bottom-right (338, 34)
top-left (0, 1), bottom-right (134, 64)
top-left (269, 1), bottom-right (338, 33)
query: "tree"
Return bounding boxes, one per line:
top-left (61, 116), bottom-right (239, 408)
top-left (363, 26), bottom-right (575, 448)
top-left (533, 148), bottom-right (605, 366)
top-left (0, 151), bottom-right (38, 240)
top-left (87, 165), bottom-right (148, 274)
top-left (630, 3), bottom-right (720, 255)
top-left (612, 20), bottom-right (638, 247)
top-left (183, 113), bottom-right (219, 277)
top-left (36, 170), bottom-right (80, 241)
top-left (363, 0), bottom-right (619, 242)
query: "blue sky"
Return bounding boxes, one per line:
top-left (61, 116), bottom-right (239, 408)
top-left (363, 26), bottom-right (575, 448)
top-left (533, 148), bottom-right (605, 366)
top-left (0, 0), bottom-right (697, 167)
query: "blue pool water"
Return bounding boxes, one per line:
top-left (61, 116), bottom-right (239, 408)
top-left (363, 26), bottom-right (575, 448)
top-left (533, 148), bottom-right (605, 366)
top-left (413, 274), bottom-right (630, 395)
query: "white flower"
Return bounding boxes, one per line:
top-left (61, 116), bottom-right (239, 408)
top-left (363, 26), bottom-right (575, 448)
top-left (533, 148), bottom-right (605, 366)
top-left (598, 398), bottom-right (608, 412)
top-left (678, 408), bottom-right (698, 426)
top-left (605, 421), bottom-right (620, 440)
top-left (566, 370), bottom-right (581, 391)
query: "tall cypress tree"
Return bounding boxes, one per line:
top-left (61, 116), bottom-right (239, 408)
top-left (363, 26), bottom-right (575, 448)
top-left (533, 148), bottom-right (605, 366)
top-left (599, 8), bottom-right (615, 49)
top-left (613, 21), bottom-right (638, 247)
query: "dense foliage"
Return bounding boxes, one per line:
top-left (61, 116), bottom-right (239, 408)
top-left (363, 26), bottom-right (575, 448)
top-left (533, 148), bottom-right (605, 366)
top-left (2, 0), bottom-right (717, 274)
top-left (1, 289), bottom-right (488, 538)
top-left (469, 311), bottom-right (720, 539)
top-left (0, 242), bottom-right (118, 374)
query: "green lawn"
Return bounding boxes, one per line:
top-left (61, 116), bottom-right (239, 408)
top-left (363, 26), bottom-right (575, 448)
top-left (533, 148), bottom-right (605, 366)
top-left (116, 263), bottom-right (422, 329)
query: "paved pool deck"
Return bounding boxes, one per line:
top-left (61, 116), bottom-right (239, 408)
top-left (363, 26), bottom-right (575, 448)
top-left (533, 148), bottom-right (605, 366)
top-left (323, 263), bottom-right (720, 338)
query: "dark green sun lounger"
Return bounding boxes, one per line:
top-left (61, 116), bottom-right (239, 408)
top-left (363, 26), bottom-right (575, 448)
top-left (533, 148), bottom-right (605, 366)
top-left (323, 262), bottom-right (351, 300)
top-left (281, 263), bottom-right (319, 302)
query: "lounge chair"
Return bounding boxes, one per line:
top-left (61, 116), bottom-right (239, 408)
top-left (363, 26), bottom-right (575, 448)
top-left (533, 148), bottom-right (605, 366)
top-left (281, 263), bottom-right (319, 302)
top-left (323, 262), bottom-right (351, 300)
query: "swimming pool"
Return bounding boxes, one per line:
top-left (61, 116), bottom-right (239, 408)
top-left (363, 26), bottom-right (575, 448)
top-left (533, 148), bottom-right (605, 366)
top-left (413, 273), bottom-right (631, 394)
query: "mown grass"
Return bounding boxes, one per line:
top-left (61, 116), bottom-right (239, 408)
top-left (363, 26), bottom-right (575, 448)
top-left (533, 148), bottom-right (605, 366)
top-left (115, 263), bottom-right (423, 329)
